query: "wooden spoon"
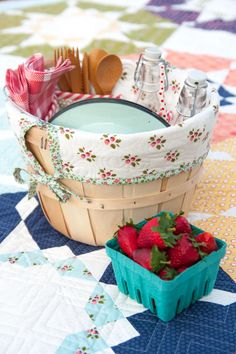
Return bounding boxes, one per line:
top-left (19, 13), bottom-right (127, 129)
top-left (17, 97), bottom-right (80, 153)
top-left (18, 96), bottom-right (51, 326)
top-left (88, 48), bottom-right (107, 94)
top-left (96, 54), bottom-right (123, 95)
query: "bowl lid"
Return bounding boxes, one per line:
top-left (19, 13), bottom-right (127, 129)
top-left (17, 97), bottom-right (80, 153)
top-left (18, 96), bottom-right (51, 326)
top-left (51, 98), bottom-right (169, 134)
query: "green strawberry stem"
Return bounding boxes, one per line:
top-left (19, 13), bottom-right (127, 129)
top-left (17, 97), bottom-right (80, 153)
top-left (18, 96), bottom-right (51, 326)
top-left (151, 246), bottom-right (169, 272)
top-left (167, 227), bottom-right (176, 232)
top-left (188, 235), bottom-right (208, 258)
top-left (159, 266), bottom-right (178, 280)
top-left (114, 219), bottom-right (138, 237)
top-left (165, 212), bottom-right (172, 220)
top-left (173, 210), bottom-right (184, 220)
top-left (152, 212), bottom-right (179, 248)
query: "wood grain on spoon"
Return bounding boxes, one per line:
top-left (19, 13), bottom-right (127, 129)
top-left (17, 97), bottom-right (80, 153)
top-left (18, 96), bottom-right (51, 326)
top-left (88, 48), bottom-right (107, 94)
top-left (96, 54), bottom-right (122, 95)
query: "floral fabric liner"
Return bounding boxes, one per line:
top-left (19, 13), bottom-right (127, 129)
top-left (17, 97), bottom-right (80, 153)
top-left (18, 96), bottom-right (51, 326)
top-left (6, 65), bottom-right (219, 189)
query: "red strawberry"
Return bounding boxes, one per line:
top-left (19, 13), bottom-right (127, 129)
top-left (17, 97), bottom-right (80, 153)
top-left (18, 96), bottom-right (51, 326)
top-left (195, 232), bottom-right (218, 254)
top-left (167, 233), bottom-right (200, 268)
top-left (133, 246), bottom-right (168, 272)
top-left (137, 218), bottom-right (165, 249)
top-left (158, 266), bottom-right (178, 280)
top-left (173, 211), bottom-right (192, 235)
top-left (177, 266), bottom-right (188, 273)
top-left (137, 212), bottom-right (177, 249)
top-left (117, 224), bottom-right (138, 258)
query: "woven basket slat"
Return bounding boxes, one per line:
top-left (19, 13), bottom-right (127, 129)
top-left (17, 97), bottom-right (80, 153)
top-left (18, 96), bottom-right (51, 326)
top-left (181, 165), bottom-right (202, 214)
top-left (38, 188), bottom-right (69, 236)
top-left (159, 171), bottom-right (190, 214)
top-left (26, 126), bottom-right (202, 246)
top-left (123, 180), bottom-right (162, 223)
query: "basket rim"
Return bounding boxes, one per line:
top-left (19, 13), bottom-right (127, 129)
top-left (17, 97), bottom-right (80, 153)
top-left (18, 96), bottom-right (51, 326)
top-left (6, 89), bottom-right (217, 137)
top-left (50, 97), bottom-right (171, 130)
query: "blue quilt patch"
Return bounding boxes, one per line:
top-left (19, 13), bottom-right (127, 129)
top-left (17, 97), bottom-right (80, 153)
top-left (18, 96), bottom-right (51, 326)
top-left (0, 192), bottom-right (24, 243)
top-left (24, 203), bottom-right (102, 255)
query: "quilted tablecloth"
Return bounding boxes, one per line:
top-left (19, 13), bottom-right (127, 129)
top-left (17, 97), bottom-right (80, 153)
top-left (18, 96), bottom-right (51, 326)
top-left (0, 192), bottom-right (235, 354)
top-left (0, 0), bottom-right (236, 353)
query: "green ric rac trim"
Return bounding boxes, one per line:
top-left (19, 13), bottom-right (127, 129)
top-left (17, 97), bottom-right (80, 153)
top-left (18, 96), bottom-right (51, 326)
top-left (55, 152), bottom-right (208, 186)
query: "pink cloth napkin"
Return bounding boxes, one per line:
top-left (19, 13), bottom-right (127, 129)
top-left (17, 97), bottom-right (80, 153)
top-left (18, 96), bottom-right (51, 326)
top-left (5, 63), bottom-right (30, 113)
top-left (6, 53), bottom-right (74, 121)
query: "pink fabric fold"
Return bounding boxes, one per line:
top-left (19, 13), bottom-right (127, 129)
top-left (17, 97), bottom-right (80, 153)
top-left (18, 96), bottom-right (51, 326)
top-left (6, 64), bottom-right (30, 112)
top-left (6, 53), bottom-right (74, 121)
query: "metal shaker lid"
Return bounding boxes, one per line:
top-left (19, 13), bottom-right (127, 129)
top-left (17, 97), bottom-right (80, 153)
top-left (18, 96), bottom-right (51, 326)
top-left (143, 47), bottom-right (162, 61)
top-left (187, 70), bottom-right (207, 87)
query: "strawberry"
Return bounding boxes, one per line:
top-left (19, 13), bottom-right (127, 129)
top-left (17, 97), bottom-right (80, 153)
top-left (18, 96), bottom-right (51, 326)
top-left (158, 266), bottom-right (178, 280)
top-left (116, 223), bottom-right (138, 258)
top-left (137, 212), bottom-right (177, 249)
top-left (133, 246), bottom-right (168, 272)
top-left (172, 211), bottom-right (192, 235)
top-left (177, 266), bottom-right (188, 273)
top-left (167, 233), bottom-right (200, 268)
top-left (195, 232), bottom-right (218, 254)
top-left (137, 218), bottom-right (165, 249)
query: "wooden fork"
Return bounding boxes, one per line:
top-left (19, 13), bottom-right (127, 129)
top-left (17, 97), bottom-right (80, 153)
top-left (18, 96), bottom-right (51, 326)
top-left (54, 48), bottom-right (71, 92)
top-left (67, 47), bottom-right (83, 93)
top-left (82, 52), bottom-right (90, 94)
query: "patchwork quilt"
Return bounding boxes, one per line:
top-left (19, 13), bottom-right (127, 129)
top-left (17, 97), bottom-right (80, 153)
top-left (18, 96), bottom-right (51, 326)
top-left (0, 193), bottom-right (235, 354)
top-left (0, 0), bottom-right (236, 353)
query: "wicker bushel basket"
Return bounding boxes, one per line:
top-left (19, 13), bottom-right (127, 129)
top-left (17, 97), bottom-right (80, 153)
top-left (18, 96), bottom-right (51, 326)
top-left (6, 64), bottom-right (219, 246)
top-left (26, 125), bottom-right (203, 245)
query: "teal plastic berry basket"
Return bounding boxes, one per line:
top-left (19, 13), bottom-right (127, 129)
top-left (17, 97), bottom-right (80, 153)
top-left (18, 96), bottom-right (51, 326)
top-left (105, 212), bottom-right (227, 322)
